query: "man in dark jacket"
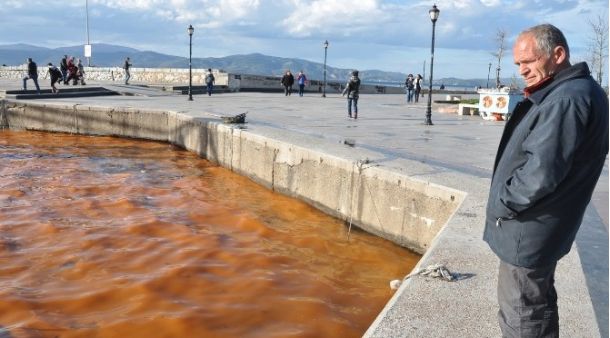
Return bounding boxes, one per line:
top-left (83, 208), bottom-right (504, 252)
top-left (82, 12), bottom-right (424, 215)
top-left (483, 24), bottom-right (608, 337)
top-left (124, 57), bottom-right (132, 85)
top-left (205, 68), bottom-right (215, 96)
top-left (281, 70), bottom-right (294, 96)
top-left (60, 55), bottom-right (68, 84)
top-left (47, 62), bottom-right (62, 93)
top-left (341, 70), bottom-right (361, 119)
top-left (22, 58), bottom-right (40, 93)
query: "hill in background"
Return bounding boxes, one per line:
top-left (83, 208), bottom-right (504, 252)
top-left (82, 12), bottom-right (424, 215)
top-left (0, 43), bottom-right (519, 88)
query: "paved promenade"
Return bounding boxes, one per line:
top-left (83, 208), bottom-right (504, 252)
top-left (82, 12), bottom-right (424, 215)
top-left (1, 79), bottom-right (607, 337)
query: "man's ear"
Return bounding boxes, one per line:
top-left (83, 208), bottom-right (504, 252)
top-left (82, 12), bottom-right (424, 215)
top-left (553, 46), bottom-right (567, 65)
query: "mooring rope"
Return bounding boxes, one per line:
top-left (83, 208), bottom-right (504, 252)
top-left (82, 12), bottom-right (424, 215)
top-left (390, 264), bottom-right (456, 290)
top-left (346, 160), bottom-right (363, 241)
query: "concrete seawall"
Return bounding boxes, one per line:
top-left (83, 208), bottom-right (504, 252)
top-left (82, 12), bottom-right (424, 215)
top-left (0, 100), bottom-right (462, 254)
top-left (0, 66), bottom-right (408, 95)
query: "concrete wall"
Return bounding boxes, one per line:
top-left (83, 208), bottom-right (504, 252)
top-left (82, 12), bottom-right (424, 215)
top-left (0, 65), bottom-right (229, 87)
top-left (0, 66), bottom-right (405, 94)
top-left (0, 99), bottom-right (463, 253)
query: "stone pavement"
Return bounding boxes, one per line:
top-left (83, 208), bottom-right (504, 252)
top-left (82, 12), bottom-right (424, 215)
top-left (1, 79), bottom-right (607, 337)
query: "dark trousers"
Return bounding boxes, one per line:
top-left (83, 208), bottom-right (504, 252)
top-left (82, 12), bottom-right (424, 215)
top-left (284, 85), bottom-right (292, 96)
top-left (406, 88), bottom-right (414, 102)
top-left (207, 83), bottom-right (213, 96)
top-left (347, 97), bottom-right (358, 118)
top-left (22, 75), bottom-right (40, 92)
top-left (298, 84), bottom-right (305, 96)
top-left (66, 73), bottom-right (79, 85)
top-left (498, 260), bottom-right (559, 338)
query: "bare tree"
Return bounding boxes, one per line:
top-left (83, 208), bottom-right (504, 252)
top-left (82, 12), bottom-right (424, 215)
top-left (588, 15), bottom-right (608, 86)
top-left (491, 29), bottom-right (507, 88)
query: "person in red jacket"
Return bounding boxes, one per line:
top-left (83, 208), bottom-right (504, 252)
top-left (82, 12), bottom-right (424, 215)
top-left (66, 57), bottom-right (79, 85)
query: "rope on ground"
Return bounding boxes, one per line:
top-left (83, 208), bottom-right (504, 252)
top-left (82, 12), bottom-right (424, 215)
top-left (390, 264), bottom-right (456, 290)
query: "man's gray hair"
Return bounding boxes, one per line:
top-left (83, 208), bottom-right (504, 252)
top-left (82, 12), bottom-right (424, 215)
top-left (520, 24), bottom-right (570, 60)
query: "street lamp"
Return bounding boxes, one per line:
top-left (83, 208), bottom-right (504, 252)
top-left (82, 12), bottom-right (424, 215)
top-left (85, 0), bottom-right (91, 66)
top-left (322, 40), bottom-right (329, 98)
top-left (425, 4), bottom-right (440, 126)
top-left (188, 24), bottom-right (194, 101)
top-left (495, 65), bottom-right (501, 88)
top-left (487, 62), bottom-right (492, 88)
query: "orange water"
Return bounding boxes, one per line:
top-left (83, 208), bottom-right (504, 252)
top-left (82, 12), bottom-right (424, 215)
top-left (0, 130), bottom-right (420, 338)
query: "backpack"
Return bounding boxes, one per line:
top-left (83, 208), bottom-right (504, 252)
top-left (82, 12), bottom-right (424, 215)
top-left (205, 73), bottom-right (215, 84)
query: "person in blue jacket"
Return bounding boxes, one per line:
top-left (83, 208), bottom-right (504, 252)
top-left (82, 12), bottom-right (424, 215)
top-left (484, 24), bottom-right (608, 337)
top-left (296, 70), bottom-right (307, 97)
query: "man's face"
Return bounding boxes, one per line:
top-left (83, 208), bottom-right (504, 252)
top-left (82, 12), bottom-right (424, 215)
top-left (513, 33), bottom-right (558, 87)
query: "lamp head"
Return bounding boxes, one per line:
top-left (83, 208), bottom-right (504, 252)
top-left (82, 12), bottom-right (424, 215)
top-left (324, 40), bottom-right (329, 48)
top-left (429, 4), bottom-right (440, 23)
top-left (187, 25), bottom-right (194, 36)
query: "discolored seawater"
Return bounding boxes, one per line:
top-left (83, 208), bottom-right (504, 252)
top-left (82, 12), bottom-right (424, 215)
top-left (0, 130), bottom-right (420, 338)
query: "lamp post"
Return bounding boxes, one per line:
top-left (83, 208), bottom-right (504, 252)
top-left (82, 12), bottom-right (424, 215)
top-left (495, 65), bottom-right (501, 88)
top-left (424, 4), bottom-right (440, 126)
top-left (487, 62), bottom-right (491, 88)
top-left (85, 0), bottom-right (91, 66)
top-left (322, 40), bottom-right (328, 98)
top-left (187, 24), bottom-right (194, 101)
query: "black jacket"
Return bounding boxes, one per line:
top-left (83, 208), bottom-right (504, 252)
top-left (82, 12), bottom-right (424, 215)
top-left (483, 62), bottom-right (608, 267)
top-left (27, 61), bottom-right (38, 78)
top-left (281, 73), bottom-right (294, 86)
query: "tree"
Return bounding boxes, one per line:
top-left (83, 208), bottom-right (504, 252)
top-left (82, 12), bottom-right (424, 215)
top-left (588, 15), bottom-right (608, 86)
top-left (491, 29), bottom-right (507, 88)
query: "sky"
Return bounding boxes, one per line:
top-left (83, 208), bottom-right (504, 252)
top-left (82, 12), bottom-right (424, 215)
top-left (0, 0), bottom-right (608, 80)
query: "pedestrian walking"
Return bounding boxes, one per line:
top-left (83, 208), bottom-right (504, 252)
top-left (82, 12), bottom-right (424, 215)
top-left (297, 70), bottom-right (307, 96)
top-left (414, 74), bottom-right (423, 103)
top-left (123, 57), bottom-right (132, 85)
top-left (484, 23), bottom-right (608, 338)
top-left (405, 74), bottom-right (414, 103)
top-left (341, 70), bottom-right (361, 119)
top-left (77, 58), bottom-right (86, 85)
top-left (66, 57), bottom-right (79, 85)
top-left (47, 63), bottom-right (62, 93)
top-left (22, 58), bottom-right (40, 93)
top-left (281, 70), bottom-right (294, 96)
top-left (60, 55), bottom-right (68, 84)
top-left (205, 68), bottom-right (215, 96)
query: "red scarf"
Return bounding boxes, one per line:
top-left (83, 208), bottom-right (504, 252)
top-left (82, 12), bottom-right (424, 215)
top-left (523, 76), bottom-right (553, 97)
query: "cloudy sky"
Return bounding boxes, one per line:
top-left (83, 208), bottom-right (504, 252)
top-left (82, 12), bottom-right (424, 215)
top-left (0, 0), bottom-right (608, 80)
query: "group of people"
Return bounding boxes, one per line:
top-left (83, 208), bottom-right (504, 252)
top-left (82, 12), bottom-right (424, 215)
top-left (280, 69), bottom-right (360, 119)
top-left (280, 70), bottom-right (308, 97)
top-left (404, 73), bottom-right (423, 103)
top-left (23, 55), bottom-right (87, 94)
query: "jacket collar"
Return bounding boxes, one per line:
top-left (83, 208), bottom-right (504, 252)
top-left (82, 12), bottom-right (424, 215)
top-left (526, 62), bottom-right (591, 105)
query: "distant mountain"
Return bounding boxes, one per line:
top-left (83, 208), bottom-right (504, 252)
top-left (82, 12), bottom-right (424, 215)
top-left (0, 43), bottom-right (521, 87)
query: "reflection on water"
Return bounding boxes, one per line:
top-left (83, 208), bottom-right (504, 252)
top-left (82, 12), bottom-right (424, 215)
top-left (0, 131), bottom-right (420, 338)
